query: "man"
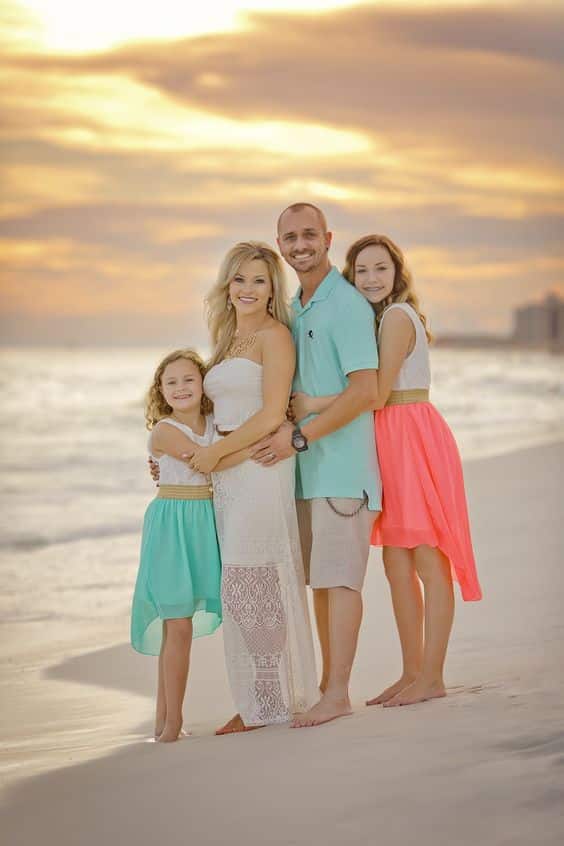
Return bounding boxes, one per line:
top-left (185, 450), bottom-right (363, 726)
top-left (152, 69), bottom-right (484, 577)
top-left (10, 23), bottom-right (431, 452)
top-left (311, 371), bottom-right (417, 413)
top-left (252, 203), bottom-right (381, 727)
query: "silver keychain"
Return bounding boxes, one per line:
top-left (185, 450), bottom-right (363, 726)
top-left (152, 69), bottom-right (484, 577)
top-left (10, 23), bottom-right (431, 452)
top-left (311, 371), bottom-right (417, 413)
top-left (325, 493), bottom-right (368, 518)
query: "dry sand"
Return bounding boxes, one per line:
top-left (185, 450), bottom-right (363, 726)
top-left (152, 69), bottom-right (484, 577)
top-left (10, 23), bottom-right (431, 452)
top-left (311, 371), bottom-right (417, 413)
top-left (1, 442), bottom-right (563, 845)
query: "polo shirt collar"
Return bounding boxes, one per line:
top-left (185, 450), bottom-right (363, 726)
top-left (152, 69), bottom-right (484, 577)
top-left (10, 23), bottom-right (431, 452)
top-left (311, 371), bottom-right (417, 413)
top-left (291, 266), bottom-right (340, 314)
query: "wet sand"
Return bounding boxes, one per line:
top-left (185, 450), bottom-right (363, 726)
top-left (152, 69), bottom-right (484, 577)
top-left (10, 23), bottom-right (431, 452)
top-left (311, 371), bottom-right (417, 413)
top-left (1, 442), bottom-right (563, 845)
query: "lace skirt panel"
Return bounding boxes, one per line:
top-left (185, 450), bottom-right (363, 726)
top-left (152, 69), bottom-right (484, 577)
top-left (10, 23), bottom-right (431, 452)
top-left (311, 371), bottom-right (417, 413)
top-left (212, 455), bottom-right (318, 725)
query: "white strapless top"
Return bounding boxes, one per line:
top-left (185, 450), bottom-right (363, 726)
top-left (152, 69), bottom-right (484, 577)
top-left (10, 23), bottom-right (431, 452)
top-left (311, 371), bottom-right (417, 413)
top-left (379, 303), bottom-right (431, 390)
top-left (149, 415), bottom-right (214, 486)
top-left (204, 358), bottom-right (263, 430)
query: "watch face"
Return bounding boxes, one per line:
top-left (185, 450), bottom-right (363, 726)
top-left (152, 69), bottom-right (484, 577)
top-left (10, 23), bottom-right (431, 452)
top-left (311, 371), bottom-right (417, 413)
top-left (292, 430), bottom-right (307, 451)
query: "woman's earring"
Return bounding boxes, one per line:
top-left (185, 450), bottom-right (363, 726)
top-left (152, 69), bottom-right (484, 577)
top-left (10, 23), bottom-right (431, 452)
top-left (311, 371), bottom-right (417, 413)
top-left (268, 297), bottom-right (273, 314)
top-left (227, 296), bottom-right (233, 311)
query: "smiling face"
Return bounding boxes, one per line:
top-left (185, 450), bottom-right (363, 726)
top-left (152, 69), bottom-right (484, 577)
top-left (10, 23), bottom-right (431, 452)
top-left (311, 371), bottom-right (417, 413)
top-left (277, 206), bottom-right (331, 274)
top-left (353, 243), bottom-right (396, 304)
top-left (160, 358), bottom-right (204, 414)
top-left (228, 258), bottom-right (273, 319)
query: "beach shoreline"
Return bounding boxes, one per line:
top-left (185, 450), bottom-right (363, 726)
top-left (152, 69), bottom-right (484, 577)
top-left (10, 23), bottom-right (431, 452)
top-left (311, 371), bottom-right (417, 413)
top-left (1, 440), bottom-right (563, 845)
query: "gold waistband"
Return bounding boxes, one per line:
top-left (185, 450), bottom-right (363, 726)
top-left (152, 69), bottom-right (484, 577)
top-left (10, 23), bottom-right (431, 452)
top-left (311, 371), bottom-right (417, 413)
top-left (157, 484), bottom-right (213, 500)
top-left (386, 389), bottom-right (430, 407)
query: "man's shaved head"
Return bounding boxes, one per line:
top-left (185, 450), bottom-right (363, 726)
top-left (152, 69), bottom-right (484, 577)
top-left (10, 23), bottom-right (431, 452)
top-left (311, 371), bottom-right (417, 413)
top-left (277, 203), bottom-right (328, 234)
top-left (276, 202), bottom-right (332, 278)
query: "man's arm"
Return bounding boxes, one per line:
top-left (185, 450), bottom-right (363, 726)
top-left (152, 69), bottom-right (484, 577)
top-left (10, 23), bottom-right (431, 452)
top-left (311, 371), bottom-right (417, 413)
top-left (300, 369), bottom-right (377, 444)
top-left (252, 289), bottom-right (378, 465)
top-left (290, 391), bottom-right (337, 422)
top-left (291, 310), bottom-right (415, 419)
top-left (251, 369), bottom-right (376, 465)
top-left (301, 288), bottom-right (379, 439)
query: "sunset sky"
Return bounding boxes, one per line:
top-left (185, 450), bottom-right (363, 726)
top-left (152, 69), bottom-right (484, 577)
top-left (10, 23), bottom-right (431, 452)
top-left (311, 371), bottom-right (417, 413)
top-left (1, 0), bottom-right (563, 346)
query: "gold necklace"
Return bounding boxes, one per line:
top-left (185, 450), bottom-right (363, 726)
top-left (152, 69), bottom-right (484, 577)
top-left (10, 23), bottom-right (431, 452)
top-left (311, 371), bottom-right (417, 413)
top-left (225, 332), bottom-right (258, 359)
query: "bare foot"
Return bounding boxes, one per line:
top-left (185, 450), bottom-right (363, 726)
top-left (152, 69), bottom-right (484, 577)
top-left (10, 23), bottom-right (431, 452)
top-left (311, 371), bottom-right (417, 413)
top-left (383, 678), bottom-right (446, 708)
top-left (215, 714), bottom-right (242, 735)
top-left (154, 706), bottom-right (167, 738)
top-left (366, 674), bottom-right (417, 706)
top-left (215, 714), bottom-right (264, 735)
top-left (291, 694), bottom-right (352, 728)
top-left (158, 720), bottom-right (183, 742)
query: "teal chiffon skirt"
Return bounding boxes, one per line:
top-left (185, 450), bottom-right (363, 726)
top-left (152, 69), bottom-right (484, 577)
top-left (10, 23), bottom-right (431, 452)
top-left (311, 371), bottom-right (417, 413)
top-left (131, 497), bottom-right (222, 655)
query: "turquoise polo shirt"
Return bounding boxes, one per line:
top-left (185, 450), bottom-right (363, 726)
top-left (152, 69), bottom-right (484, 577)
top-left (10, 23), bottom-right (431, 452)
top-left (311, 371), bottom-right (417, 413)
top-left (291, 266), bottom-right (382, 510)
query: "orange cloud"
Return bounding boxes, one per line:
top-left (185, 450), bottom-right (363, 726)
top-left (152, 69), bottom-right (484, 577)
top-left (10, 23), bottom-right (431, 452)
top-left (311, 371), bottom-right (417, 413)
top-left (0, 2), bottom-right (562, 342)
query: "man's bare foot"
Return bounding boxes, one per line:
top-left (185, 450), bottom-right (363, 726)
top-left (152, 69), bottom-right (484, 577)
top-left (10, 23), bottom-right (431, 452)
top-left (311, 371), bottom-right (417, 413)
top-left (291, 694), bottom-right (352, 728)
top-left (383, 678), bottom-right (446, 708)
top-left (158, 719), bottom-right (184, 742)
top-left (366, 674), bottom-right (417, 706)
top-left (319, 677), bottom-right (328, 695)
top-left (215, 714), bottom-right (264, 735)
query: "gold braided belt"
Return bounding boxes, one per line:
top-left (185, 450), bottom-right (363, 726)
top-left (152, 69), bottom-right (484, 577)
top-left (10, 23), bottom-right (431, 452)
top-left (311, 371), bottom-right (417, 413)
top-left (386, 389), bottom-right (430, 407)
top-left (157, 484), bottom-right (213, 500)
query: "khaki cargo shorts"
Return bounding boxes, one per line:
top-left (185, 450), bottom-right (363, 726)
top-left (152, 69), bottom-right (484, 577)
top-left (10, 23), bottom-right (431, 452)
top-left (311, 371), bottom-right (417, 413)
top-left (296, 497), bottom-right (377, 593)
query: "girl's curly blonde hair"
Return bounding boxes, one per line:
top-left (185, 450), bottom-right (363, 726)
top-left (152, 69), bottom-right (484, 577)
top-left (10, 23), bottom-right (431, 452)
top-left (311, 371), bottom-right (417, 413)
top-left (144, 349), bottom-right (212, 430)
top-left (342, 234), bottom-right (432, 342)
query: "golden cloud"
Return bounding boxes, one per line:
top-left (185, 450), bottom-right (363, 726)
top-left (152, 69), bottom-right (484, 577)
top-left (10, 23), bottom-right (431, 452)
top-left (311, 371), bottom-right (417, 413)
top-left (0, 1), bottom-right (562, 341)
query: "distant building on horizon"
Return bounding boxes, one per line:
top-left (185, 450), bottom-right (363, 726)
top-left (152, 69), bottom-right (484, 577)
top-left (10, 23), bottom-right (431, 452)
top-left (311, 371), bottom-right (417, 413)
top-left (513, 292), bottom-right (564, 352)
top-left (435, 291), bottom-right (564, 352)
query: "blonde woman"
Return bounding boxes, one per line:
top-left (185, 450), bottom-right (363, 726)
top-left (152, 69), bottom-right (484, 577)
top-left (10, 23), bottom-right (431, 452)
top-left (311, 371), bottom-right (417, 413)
top-left (291, 234), bottom-right (481, 709)
top-left (189, 241), bottom-right (318, 734)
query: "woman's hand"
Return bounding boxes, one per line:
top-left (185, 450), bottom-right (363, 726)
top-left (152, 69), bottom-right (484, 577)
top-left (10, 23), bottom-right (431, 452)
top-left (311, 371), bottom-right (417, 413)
top-left (148, 457), bottom-right (160, 484)
top-left (189, 444), bottom-right (221, 475)
top-left (290, 391), bottom-right (315, 422)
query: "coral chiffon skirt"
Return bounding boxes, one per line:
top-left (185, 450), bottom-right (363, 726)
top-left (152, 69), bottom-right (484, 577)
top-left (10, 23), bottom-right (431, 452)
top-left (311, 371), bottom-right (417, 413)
top-left (372, 402), bottom-right (482, 601)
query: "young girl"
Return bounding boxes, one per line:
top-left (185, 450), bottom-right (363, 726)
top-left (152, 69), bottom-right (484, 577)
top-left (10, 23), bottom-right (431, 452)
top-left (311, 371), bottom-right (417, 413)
top-left (291, 234), bottom-right (482, 708)
top-left (130, 349), bottom-right (223, 742)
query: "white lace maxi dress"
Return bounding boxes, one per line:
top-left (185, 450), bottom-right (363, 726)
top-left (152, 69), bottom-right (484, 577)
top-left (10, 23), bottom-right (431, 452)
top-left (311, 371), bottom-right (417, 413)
top-left (204, 357), bottom-right (318, 725)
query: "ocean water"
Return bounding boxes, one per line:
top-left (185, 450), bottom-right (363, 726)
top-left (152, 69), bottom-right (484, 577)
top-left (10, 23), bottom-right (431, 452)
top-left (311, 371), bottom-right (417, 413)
top-left (1, 346), bottom-right (563, 627)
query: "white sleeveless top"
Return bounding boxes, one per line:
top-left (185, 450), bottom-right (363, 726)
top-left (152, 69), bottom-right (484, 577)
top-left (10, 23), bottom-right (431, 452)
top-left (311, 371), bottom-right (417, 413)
top-left (379, 303), bottom-right (431, 390)
top-left (149, 415), bottom-right (214, 486)
top-left (204, 358), bottom-right (263, 430)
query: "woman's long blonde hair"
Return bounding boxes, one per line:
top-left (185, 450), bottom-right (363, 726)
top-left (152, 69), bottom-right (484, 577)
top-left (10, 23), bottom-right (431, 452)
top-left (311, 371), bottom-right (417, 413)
top-left (145, 349), bottom-right (212, 430)
top-left (342, 234), bottom-right (432, 342)
top-left (205, 241), bottom-right (291, 368)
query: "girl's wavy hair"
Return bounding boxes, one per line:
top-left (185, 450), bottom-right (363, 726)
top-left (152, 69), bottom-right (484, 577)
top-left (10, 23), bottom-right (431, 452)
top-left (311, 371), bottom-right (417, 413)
top-left (205, 241), bottom-right (291, 368)
top-left (342, 234), bottom-right (432, 342)
top-left (145, 349), bottom-right (212, 430)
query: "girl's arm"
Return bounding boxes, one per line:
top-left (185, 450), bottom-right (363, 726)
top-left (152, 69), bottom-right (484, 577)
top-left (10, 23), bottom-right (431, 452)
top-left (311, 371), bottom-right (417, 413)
top-left (150, 422), bottom-right (198, 460)
top-left (370, 309), bottom-right (415, 410)
top-left (153, 421), bottom-right (252, 472)
top-left (199, 325), bottom-right (295, 464)
top-left (292, 310), bottom-right (415, 423)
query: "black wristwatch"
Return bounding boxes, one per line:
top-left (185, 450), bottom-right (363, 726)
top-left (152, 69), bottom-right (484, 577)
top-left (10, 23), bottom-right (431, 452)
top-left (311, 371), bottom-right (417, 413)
top-left (291, 425), bottom-right (309, 453)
